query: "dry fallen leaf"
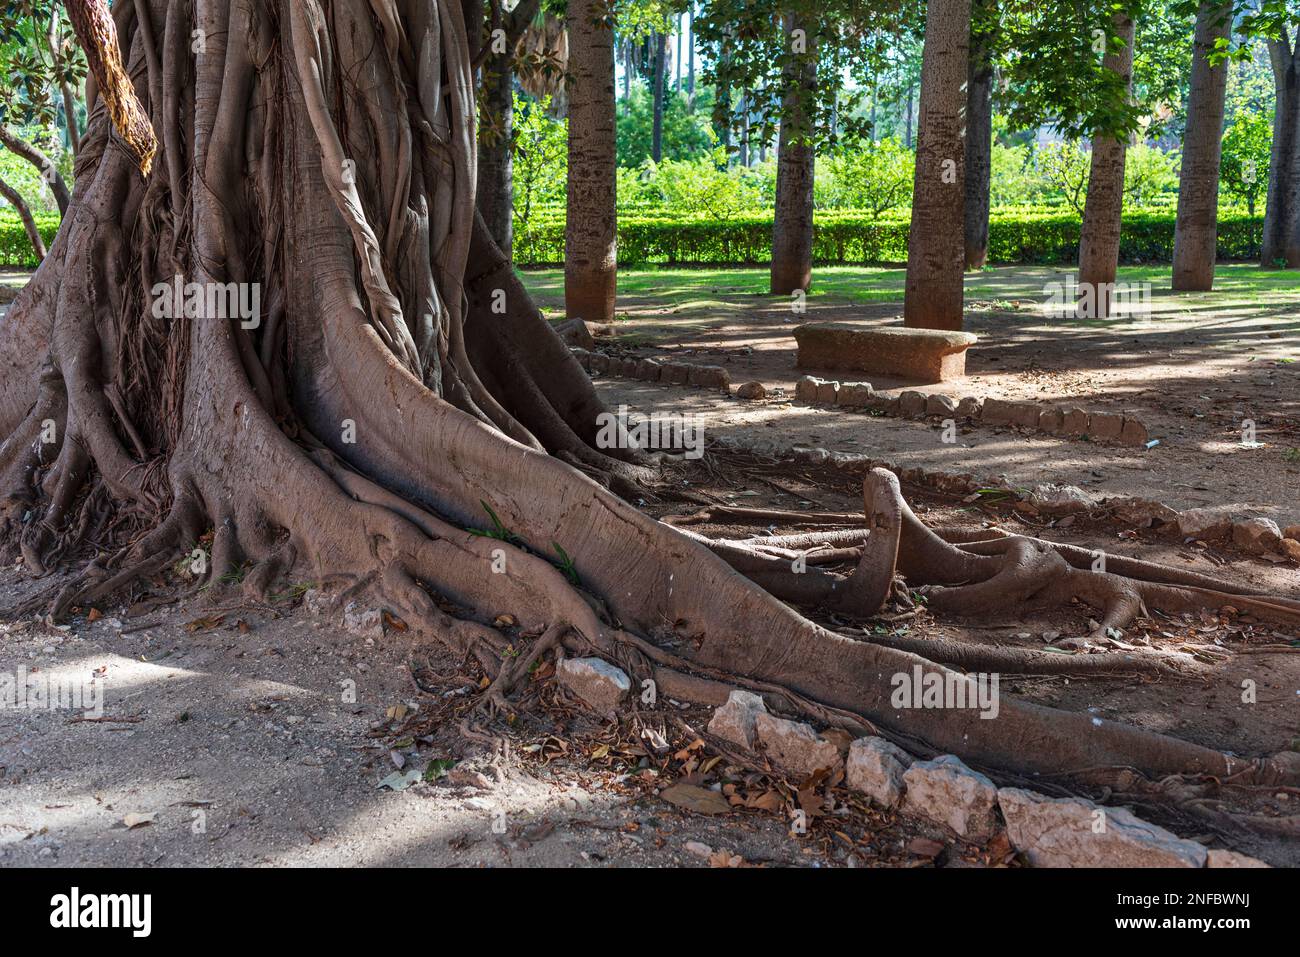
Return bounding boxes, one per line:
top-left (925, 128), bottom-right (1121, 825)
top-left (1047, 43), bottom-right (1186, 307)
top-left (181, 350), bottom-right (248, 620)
top-left (659, 783), bottom-right (732, 816)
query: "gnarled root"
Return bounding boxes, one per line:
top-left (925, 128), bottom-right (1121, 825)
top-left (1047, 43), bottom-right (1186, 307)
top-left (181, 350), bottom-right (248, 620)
top-left (4, 0), bottom-right (1298, 810)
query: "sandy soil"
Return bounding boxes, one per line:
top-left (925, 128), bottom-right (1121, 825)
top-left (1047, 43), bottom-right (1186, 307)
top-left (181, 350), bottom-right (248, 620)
top-left (2, 267), bottom-right (1297, 868)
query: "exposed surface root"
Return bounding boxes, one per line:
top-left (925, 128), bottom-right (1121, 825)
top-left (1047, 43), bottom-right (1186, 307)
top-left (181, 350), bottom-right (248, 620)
top-left (3, 0), bottom-right (1298, 807)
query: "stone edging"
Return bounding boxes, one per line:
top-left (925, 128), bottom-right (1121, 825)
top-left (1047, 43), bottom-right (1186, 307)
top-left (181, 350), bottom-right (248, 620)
top-left (714, 436), bottom-right (1300, 562)
top-left (571, 348), bottom-right (731, 392)
top-left (796, 375), bottom-right (1152, 448)
top-left (553, 660), bottom-right (1271, 867)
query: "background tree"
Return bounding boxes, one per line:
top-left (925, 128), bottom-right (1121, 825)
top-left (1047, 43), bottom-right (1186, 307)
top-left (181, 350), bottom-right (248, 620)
top-left (1078, 12), bottom-right (1138, 318)
top-left (475, 0), bottom-right (545, 257)
top-left (565, 0), bottom-right (619, 321)
top-left (1245, 3), bottom-right (1300, 266)
top-left (0, 0), bottom-right (81, 216)
top-left (1171, 0), bottom-right (1233, 290)
top-left (964, 0), bottom-right (997, 270)
top-left (1220, 108), bottom-right (1272, 212)
top-left (903, 0), bottom-right (970, 330)
top-left (695, 0), bottom-right (895, 295)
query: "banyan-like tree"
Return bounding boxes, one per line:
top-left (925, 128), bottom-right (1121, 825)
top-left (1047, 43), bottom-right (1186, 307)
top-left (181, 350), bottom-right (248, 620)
top-left (3, 0), bottom-right (1300, 792)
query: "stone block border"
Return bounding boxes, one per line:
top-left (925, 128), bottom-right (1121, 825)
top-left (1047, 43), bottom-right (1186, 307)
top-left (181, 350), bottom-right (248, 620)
top-left (794, 375), bottom-right (1152, 448)
top-left (572, 348), bottom-right (731, 393)
top-left (569, 347), bottom-right (1298, 561)
top-left (701, 690), bottom-right (1267, 867)
top-left (711, 436), bottom-right (1300, 562)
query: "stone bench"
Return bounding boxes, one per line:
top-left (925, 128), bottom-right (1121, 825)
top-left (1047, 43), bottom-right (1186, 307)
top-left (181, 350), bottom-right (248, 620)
top-left (794, 323), bottom-right (978, 384)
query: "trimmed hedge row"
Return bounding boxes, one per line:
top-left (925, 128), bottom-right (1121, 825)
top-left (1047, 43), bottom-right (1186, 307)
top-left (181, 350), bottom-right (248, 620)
top-left (2, 209), bottom-right (1265, 270)
top-left (0, 214), bottom-right (61, 267)
top-left (514, 209), bottom-right (1264, 267)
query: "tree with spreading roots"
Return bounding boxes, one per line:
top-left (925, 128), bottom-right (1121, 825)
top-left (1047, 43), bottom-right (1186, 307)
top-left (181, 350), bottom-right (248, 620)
top-left (3, 0), bottom-right (1300, 802)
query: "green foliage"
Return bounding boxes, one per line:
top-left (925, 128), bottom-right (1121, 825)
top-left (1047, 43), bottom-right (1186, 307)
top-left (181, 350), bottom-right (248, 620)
top-left (1034, 141), bottom-right (1091, 214)
top-left (1220, 110), bottom-right (1272, 216)
top-left (988, 143), bottom-right (1041, 207)
top-left (616, 80), bottom-right (715, 166)
top-left (1029, 140), bottom-right (1180, 215)
top-left (0, 2), bottom-right (85, 127)
top-left (639, 148), bottom-right (763, 219)
top-left (0, 210), bottom-right (59, 265)
top-left (817, 138), bottom-right (914, 216)
top-left (509, 207), bottom-right (1263, 269)
top-left (511, 94), bottom-right (568, 245)
top-left (0, 138), bottom-right (58, 212)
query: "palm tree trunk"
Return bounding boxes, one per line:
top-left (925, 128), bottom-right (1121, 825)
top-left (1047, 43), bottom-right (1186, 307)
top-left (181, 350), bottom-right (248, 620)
top-left (1078, 14), bottom-right (1136, 318)
top-left (1262, 30), bottom-right (1300, 268)
top-left (1171, 0), bottom-right (1232, 290)
top-left (903, 0), bottom-right (970, 331)
top-left (564, 0), bottom-right (617, 322)
top-left (769, 15), bottom-right (817, 295)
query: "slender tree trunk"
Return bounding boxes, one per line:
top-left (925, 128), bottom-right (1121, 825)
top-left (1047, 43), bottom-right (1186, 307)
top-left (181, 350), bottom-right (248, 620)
top-left (869, 91), bottom-right (877, 140)
top-left (0, 126), bottom-right (71, 216)
top-left (770, 15), bottom-right (817, 295)
top-left (565, 0), bottom-right (618, 322)
top-left (903, 0), bottom-right (970, 330)
top-left (687, 6), bottom-right (696, 109)
top-left (48, 11), bottom-right (81, 157)
top-left (0, 175), bottom-right (47, 262)
top-left (1171, 0), bottom-right (1232, 290)
top-left (652, 31), bottom-right (667, 162)
top-left (738, 91), bottom-right (750, 166)
top-left (477, 60), bottom-right (515, 256)
top-left (675, 16), bottom-right (683, 93)
top-left (904, 85), bottom-right (914, 148)
top-left (623, 39), bottom-right (632, 114)
top-left (963, 5), bottom-right (994, 271)
top-left (1078, 14), bottom-right (1136, 318)
top-left (1262, 31), bottom-right (1300, 268)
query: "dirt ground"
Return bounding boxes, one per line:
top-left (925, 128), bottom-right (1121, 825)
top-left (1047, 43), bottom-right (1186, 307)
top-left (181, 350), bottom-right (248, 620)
top-left (2, 267), bottom-right (1298, 868)
top-left (529, 265), bottom-right (1300, 523)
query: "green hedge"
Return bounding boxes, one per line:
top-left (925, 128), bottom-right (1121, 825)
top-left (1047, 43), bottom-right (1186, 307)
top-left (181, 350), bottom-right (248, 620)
top-left (2, 208), bottom-right (1266, 270)
top-left (514, 209), bottom-right (1264, 268)
top-left (0, 213), bottom-right (61, 267)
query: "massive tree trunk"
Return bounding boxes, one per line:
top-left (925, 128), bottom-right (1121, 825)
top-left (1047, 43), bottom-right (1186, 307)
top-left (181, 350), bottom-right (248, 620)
top-left (1262, 30), bottom-right (1300, 268)
top-left (1171, 0), bottom-right (1232, 290)
top-left (769, 14), bottom-right (816, 296)
top-left (904, 0), bottom-right (969, 330)
top-left (2, 0), bottom-right (1298, 806)
top-left (1078, 14), bottom-right (1136, 318)
top-left (0, 126), bottom-right (73, 216)
top-left (963, 0), bottom-right (993, 271)
top-left (564, 0), bottom-right (617, 322)
top-left (0, 174), bottom-right (47, 262)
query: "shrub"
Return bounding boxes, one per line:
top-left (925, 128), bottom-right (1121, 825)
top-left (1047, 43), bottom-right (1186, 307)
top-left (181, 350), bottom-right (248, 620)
top-left (0, 212), bottom-right (61, 267)
top-left (511, 207), bottom-right (1263, 268)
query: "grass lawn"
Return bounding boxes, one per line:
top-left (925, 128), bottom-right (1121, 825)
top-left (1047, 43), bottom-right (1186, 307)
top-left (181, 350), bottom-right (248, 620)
top-left (520, 262), bottom-right (1300, 315)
